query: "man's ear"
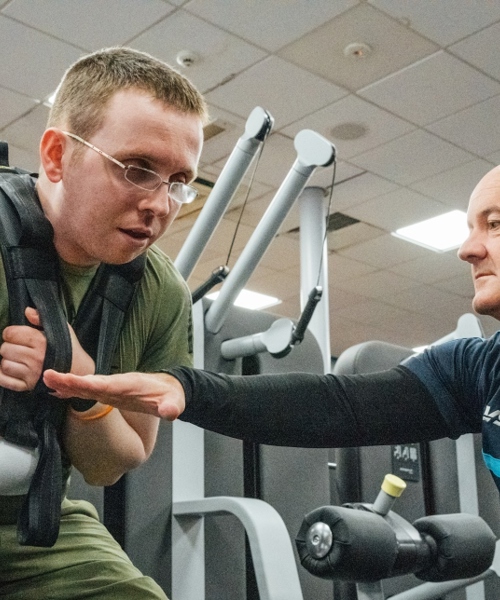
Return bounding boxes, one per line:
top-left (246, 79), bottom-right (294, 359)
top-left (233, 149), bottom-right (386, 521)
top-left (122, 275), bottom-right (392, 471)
top-left (39, 128), bottom-right (66, 182)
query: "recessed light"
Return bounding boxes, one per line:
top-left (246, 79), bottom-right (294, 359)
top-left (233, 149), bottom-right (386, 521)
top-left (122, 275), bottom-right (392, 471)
top-left (206, 289), bottom-right (281, 311)
top-left (392, 210), bottom-right (468, 252)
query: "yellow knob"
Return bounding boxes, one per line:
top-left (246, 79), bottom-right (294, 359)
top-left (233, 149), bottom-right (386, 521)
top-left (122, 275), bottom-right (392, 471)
top-left (381, 474), bottom-right (406, 498)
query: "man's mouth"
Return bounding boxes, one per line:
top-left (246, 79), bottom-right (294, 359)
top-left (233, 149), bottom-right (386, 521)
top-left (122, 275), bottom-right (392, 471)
top-left (475, 272), bottom-right (493, 281)
top-left (120, 228), bottom-right (151, 240)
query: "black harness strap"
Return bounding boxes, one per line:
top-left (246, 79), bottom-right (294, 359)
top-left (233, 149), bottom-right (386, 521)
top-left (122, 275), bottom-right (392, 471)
top-left (0, 169), bottom-right (145, 546)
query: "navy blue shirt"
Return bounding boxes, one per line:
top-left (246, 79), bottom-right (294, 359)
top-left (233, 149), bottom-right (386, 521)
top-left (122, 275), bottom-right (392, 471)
top-left (404, 333), bottom-right (499, 488)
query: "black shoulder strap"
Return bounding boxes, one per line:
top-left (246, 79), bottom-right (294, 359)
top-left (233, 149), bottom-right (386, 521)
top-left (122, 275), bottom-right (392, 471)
top-left (0, 141), bottom-right (9, 167)
top-left (0, 173), bottom-right (73, 374)
top-left (0, 168), bottom-right (146, 546)
top-left (69, 255), bottom-right (146, 411)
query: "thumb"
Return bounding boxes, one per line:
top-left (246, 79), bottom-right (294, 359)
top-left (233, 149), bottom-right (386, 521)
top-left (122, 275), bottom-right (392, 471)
top-left (25, 306), bottom-right (41, 327)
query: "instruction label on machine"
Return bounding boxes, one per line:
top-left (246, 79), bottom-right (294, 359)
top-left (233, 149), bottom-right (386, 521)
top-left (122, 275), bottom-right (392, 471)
top-left (391, 443), bottom-right (420, 482)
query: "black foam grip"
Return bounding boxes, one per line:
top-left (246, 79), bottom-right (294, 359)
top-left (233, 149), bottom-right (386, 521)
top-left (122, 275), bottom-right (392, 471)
top-left (296, 505), bottom-right (398, 582)
top-left (413, 513), bottom-right (496, 582)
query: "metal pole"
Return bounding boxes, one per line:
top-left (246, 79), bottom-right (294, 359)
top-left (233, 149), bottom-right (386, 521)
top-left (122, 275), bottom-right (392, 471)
top-left (175, 106), bottom-right (273, 280)
top-left (299, 186), bottom-right (331, 374)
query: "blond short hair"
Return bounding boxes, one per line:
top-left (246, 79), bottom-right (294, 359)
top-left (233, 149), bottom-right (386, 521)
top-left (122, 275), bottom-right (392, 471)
top-left (48, 47), bottom-right (209, 138)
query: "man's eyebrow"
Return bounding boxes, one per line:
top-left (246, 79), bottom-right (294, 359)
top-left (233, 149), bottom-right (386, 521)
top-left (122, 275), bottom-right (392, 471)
top-left (479, 206), bottom-right (500, 218)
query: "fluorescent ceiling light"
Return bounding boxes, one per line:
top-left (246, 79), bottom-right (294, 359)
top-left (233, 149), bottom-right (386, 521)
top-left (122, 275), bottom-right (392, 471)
top-left (44, 88), bottom-right (59, 108)
top-left (392, 210), bottom-right (468, 252)
top-left (206, 288), bottom-right (281, 310)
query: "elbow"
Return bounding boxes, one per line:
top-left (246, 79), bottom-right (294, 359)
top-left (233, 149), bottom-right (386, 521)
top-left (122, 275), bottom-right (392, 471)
top-left (80, 450), bottom-right (149, 487)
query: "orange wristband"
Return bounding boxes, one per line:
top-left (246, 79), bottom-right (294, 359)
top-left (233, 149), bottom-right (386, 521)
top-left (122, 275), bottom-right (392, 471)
top-left (70, 404), bottom-right (114, 422)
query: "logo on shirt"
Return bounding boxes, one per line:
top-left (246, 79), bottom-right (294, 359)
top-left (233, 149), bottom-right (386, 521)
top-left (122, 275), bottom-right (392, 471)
top-left (483, 405), bottom-right (500, 425)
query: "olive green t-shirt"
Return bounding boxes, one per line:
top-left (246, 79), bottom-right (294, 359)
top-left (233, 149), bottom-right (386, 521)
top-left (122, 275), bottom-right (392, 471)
top-left (0, 244), bottom-right (193, 374)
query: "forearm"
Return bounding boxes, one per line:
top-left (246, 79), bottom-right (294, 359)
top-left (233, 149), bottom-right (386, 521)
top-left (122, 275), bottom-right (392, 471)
top-left (63, 404), bottom-right (160, 486)
top-left (172, 366), bottom-right (452, 447)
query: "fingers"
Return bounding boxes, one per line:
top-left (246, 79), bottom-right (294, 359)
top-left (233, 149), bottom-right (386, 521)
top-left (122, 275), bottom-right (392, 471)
top-left (43, 370), bottom-right (99, 399)
top-left (25, 307), bottom-right (41, 327)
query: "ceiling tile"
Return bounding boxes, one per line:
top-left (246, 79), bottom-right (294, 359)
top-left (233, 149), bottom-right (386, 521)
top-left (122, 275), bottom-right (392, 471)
top-left (3, 0), bottom-right (174, 49)
top-left (384, 283), bottom-right (473, 316)
top-left (389, 252), bottom-right (470, 285)
top-left (1, 103), bottom-right (49, 154)
top-left (330, 286), bottom-right (371, 311)
top-left (426, 94), bottom-right (500, 157)
top-left (333, 268), bottom-right (420, 300)
top-left (206, 56), bottom-right (347, 127)
top-left (335, 298), bottom-right (418, 328)
top-left (0, 87), bottom-right (37, 129)
top-left (359, 51), bottom-right (500, 126)
top-left (327, 221), bottom-right (385, 251)
top-left (345, 187), bottom-right (449, 231)
top-left (5, 143), bottom-right (39, 173)
top-left (409, 159), bottom-right (494, 210)
top-left (281, 94), bottom-right (415, 159)
top-left (432, 271), bottom-right (474, 298)
top-left (184, 0), bottom-right (357, 52)
top-left (200, 107), bottom-right (246, 165)
top-left (258, 235), bottom-right (301, 271)
top-left (244, 133), bottom-right (297, 188)
top-left (278, 3), bottom-right (438, 91)
top-left (248, 267), bottom-right (303, 302)
top-left (132, 9), bottom-right (266, 94)
top-left (350, 129), bottom-right (475, 185)
top-left (326, 171), bottom-right (398, 212)
top-left (0, 16), bottom-right (82, 99)
top-left (328, 253), bottom-right (377, 281)
top-left (318, 161), bottom-right (363, 190)
top-left (450, 21), bottom-right (500, 81)
top-left (369, 0), bottom-right (500, 46)
top-left (337, 232), bottom-right (429, 269)
top-left (488, 150), bottom-right (500, 165)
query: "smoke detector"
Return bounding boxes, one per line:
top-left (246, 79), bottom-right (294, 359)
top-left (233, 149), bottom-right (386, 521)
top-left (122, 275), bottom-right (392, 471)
top-left (176, 50), bottom-right (199, 68)
top-left (343, 42), bottom-right (372, 59)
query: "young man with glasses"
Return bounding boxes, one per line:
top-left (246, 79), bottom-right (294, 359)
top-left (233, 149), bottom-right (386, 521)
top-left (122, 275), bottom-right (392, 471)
top-left (0, 47), bottom-right (206, 599)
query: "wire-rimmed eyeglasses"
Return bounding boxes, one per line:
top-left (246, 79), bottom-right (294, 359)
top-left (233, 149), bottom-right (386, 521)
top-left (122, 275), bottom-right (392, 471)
top-left (62, 131), bottom-right (198, 205)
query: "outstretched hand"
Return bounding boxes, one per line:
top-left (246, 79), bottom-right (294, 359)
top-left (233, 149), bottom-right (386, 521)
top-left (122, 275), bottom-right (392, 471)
top-left (43, 370), bottom-right (186, 421)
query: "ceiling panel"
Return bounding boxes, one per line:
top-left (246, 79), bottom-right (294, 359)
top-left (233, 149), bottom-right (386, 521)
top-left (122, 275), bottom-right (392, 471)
top-left (0, 15), bottom-right (82, 99)
top-left (131, 9), bottom-right (267, 93)
top-left (450, 21), bottom-right (500, 81)
top-left (350, 129), bottom-right (476, 185)
top-left (359, 51), bottom-right (500, 126)
top-left (3, 0), bottom-right (174, 50)
top-left (278, 3), bottom-right (438, 91)
top-left (426, 93), bottom-right (500, 157)
top-left (388, 252), bottom-right (470, 285)
top-left (185, 0), bottom-right (357, 52)
top-left (344, 187), bottom-right (449, 231)
top-left (206, 56), bottom-right (347, 126)
top-left (281, 94), bottom-right (415, 159)
top-left (409, 159), bottom-right (494, 210)
top-left (0, 87), bottom-right (37, 129)
top-left (369, 0), bottom-right (500, 46)
top-left (337, 233), bottom-right (429, 270)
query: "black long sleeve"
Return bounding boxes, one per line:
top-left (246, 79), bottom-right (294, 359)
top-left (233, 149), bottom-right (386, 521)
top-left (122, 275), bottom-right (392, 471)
top-left (166, 366), bottom-right (453, 448)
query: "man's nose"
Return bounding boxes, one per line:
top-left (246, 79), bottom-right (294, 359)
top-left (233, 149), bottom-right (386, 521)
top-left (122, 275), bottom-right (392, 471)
top-left (137, 187), bottom-right (172, 218)
top-left (457, 231), bottom-right (486, 263)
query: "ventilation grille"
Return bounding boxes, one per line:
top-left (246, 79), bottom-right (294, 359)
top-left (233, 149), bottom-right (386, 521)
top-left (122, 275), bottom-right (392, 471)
top-left (285, 212), bottom-right (360, 235)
